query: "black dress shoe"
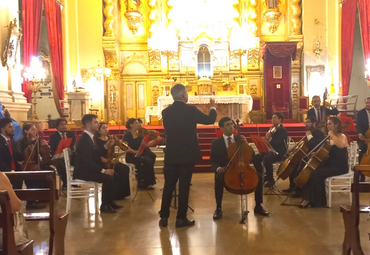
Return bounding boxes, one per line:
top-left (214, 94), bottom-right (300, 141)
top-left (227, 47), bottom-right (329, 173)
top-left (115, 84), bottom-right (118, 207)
top-left (282, 187), bottom-right (293, 193)
top-left (159, 218), bottom-right (168, 227)
top-left (264, 180), bottom-right (275, 188)
top-left (110, 202), bottom-right (123, 209)
top-left (299, 202), bottom-right (312, 209)
top-left (26, 202), bottom-right (46, 210)
top-left (100, 204), bottom-right (116, 213)
top-left (213, 208), bottom-right (222, 220)
top-left (176, 218), bottom-right (195, 228)
top-left (254, 206), bottom-right (269, 216)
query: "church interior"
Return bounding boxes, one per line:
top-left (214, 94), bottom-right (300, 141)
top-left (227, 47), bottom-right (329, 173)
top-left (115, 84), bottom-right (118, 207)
top-left (1, 0), bottom-right (370, 254)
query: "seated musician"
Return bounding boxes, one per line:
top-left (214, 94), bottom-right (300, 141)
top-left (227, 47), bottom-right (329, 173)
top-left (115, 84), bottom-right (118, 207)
top-left (0, 172), bottom-right (30, 247)
top-left (123, 118), bottom-right (157, 190)
top-left (282, 116), bottom-right (325, 197)
top-left (211, 117), bottom-right (269, 219)
top-left (254, 112), bottom-right (288, 187)
top-left (307, 95), bottom-right (339, 127)
top-left (95, 122), bottom-right (131, 199)
top-left (300, 117), bottom-right (349, 208)
top-left (0, 118), bottom-right (23, 184)
top-left (48, 118), bottom-right (76, 189)
top-left (74, 114), bottom-right (122, 213)
top-left (18, 123), bottom-right (53, 210)
top-left (356, 97), bottom-right (370, 163)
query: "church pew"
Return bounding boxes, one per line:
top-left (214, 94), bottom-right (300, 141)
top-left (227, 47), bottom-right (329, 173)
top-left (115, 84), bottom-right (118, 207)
top-left (5, 171), bottom-right (69, 255)
top-left (0, 191), bottom-right (34, 255)
top-left (340, 165), bottom-right (370, 255)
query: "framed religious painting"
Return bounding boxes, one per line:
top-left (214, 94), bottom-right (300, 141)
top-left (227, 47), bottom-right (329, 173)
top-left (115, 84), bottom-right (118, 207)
top-left (273, 66), bottom-right (282, 79)
top-left (1, 18), bottom-right (22, 69)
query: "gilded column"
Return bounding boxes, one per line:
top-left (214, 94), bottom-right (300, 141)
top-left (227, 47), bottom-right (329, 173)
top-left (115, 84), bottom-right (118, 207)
top-left (103, 0), bottom-right (115, 37)
top-left (232, 0), bottom-right (242, 27)
top-left (166, 0), bottom-right (174, 28)
top-left (148, 0), bottom-right (159, 38)
top-left (291, 0), bottom-right (302, 35)
top-left (247, 0), bottom-right (258, 36)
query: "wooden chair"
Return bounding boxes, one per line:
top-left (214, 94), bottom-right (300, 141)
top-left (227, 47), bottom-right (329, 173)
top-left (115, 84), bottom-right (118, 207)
top-left (272, 103), bottom-right (290, 119)
top-left (340, 165), bottom-right (370, 255)
top-left (6, 171), bottom-right (69, 255)
top-left (0, 191), bottom-right (33, 255)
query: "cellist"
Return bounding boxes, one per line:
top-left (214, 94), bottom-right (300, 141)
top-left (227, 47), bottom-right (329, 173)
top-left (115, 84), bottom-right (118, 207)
top-left (211, 117), bottom-right (269, 220)
top-left (282, 116), bottom-right (325, 197)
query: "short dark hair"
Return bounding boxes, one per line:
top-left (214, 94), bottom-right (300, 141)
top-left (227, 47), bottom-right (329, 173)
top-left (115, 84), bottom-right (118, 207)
top-left (272, 112), bottom-right (284, 122)
top-left (329, 116), bottom-right (343, 133)
top-left (219, 117), bottom-right (233, 128)
top-left (56, 118), bottom-right (67, 128)
top-left (0, 118), bottom-right (12, 129)
top-left (365, 97), bottom-right (370, 102)
top-left (126, 118), bottom-right (137, 130)
top-left (312, 95), bottom-right (321, 101)
top-left (97, 122), bottom-right (107, 137)
top-left (82, 114), bottom-right (97, 127)
top-left (305, 116), bottom-right (317, 124)
top-left (21, 123), bottom-right (34, 138)
top-left (137, 118), bottom-right (143, 124)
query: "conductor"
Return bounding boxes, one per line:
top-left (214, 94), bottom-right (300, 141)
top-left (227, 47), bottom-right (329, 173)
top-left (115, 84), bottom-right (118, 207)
top-left (159, 84), bottom-right (217, 228)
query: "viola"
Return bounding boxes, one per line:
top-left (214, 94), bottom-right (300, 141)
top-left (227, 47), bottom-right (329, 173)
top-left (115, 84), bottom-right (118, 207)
top-left (224, 120), bottom-right (259, 195)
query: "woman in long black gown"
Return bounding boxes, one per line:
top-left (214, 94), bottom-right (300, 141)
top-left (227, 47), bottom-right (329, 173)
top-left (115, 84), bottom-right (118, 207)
top-left (300, 117), bottom-right (349, 208)
top-left (123, 118), bottom-right (156, 189)
top-left (96, 122), bottom-right (131, 199)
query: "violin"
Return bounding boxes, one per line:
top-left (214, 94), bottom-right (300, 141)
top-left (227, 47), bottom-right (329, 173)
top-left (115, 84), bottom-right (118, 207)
top-left (224, 120), bottom-right (259, 195)
top-left (106, 135), bottom-right (132, 169)
top-left (266, 124), bottom-right (280, 142)
top-left (38, 131), bottom-right (52, 167)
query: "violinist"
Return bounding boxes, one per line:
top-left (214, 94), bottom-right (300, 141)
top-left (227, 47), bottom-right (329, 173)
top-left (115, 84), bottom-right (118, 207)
top-left (96, 122), bottom-right (131, 199)
top-left (254, 112), bottom-right (288, 187)
top-left (123, 118), bottom-right (157, 190)
top-left (48, 118), bottom-right (76, 189)
top-left (211, 117), bottom-right (269, 219)
top-left (356, 97), bottom-right (370, 163)
top-left (282, 116), bottom-right (324, 197)
top-left (0, 118), bottom-right (23, 188)
top-left (18, 123), bottom-right (51, 210)
top-left (300, 117), bottom-right (349, 208)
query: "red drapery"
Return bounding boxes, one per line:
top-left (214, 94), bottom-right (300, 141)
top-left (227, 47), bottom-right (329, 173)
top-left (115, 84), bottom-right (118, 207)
top-left (358, 0), bottom-right (370, 89)
top-left (341, 0), bottom-right (357, 96)
top-left (45, 0), bottom-right (65, 117)
top-left (22, 0), bottom-right (43, 102)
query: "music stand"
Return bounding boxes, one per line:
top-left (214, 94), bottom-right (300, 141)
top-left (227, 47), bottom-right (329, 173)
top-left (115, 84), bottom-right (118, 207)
top-left (170, 181), bottom-right (194, 212)
top-left (132, 156), bottom-right (154, 203)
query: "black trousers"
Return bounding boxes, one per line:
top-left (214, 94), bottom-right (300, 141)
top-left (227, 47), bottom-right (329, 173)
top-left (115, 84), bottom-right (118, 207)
top-left (253, 153), bottom-right (281, 181)
top-left (215, 163), bottom-right (263, 209)
top-left (113, 163), bottom-right (131, 199)
top-left (53, 159), bottom-right (67, 187)
top-left (128, 151), bottom-right (156, 187)
top-left (87, 172), bottom-right (119, 206)
top-left (160, 162), bottom-right (194, 219)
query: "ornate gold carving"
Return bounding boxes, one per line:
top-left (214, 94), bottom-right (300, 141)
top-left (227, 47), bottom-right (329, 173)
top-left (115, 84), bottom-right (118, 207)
top-left (247, 0), bottom-right (259, 36)
top-left (121, 52), bottom-right (149, 71)
top-left (247, 47), bottom-right (260, 70)
top-left (292, 41), bottom-right (303, 66)
top-left (230, 50), bottom-right (241, 71)
top-left (148, 0), bottom-right (159, 38)
top-left (264, 9), bottom-right (281, 33)
top-left (232, 0), bottom-right (242, 27)
top-left (291, 0), bottom-right (302, 35)
top-left (148, 48), bottom-right (161, 72)
top-left (103, 0), bottom-right (115, 36)
top-left (166, 0), bottom-right (174, 28)
top-left (169, 53), bottom-right (179, 71)
top-left (291, 83), bottom-right (299, 109)
top-left (2, 18), bottom-right (22, 69)
top-left (124, 0), bottom-right (142, 34)
top-left (151, 85), bottom-right (159, 106)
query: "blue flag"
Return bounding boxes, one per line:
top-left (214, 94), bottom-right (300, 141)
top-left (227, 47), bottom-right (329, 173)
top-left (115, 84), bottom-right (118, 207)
top-left (0, 101), bottom-right (22, 141)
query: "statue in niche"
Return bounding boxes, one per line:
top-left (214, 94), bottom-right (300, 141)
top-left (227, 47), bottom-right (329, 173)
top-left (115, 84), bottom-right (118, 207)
top-left (152, 86), bottom-right (159, 105)
top-left (250, 84), bottom-right (258, 97)
top-left (125, 0), bottom-right (141, 11)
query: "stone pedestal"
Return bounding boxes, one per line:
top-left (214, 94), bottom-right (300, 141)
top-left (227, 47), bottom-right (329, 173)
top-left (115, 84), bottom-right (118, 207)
top-left (65, 91), bottom-right (90, 123)
top-left (0, 90), bottom-right (31, 123)
top-left (22, 120), bottom-right (49, 131)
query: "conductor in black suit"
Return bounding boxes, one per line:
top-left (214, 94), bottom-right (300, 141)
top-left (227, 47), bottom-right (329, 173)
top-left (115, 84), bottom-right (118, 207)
top-left (356, 97), bottom-right (370, 162)
top-left (211, 117), bottom-right (269, 220)
top-left (307, 95), bottom-right (339, 127)
top-left (48, 118), bottom-right (76, 188)
top-left (74, 114), bottom-right (122, 213)
top-left (0, 118), bottom-right (23, 188)
top-left (159, 84), bottom-right (217, 228)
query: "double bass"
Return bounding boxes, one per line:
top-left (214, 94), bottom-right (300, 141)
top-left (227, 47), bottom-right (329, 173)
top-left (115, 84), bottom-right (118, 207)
top-left (360, 129), bottom-right (370, 177)
top-left (224, 120), bottom-right (259, 223)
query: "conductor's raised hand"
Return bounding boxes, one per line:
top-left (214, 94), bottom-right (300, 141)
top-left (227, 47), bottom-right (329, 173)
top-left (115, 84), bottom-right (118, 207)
top-left (209, 98), bottom-right (216, 108)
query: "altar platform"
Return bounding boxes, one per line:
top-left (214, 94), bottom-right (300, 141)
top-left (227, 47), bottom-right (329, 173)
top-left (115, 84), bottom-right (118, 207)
top-left (42, 123), bottom-right (358, 173)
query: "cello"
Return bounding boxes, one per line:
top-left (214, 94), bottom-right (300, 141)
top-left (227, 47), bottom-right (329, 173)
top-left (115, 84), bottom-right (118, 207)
top-left (224, 119), bottom-right (259, 223)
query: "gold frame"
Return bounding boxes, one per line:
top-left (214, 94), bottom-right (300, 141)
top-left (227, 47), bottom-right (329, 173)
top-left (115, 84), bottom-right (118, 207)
top-left (1, 18), bottom-right (22, 69)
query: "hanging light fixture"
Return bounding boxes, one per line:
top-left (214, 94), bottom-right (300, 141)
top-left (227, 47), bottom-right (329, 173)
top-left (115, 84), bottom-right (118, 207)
top-left (87, 60), bottom-right (112, 78)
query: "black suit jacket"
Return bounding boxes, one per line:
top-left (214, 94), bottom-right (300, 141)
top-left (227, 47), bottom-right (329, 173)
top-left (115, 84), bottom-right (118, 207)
top-left (307, 106), bottom-right (339, 120)
top-left (308, 129), bottom-right (325, 151)
top-left (48, 131), bottom-right (76, 155)
top-left (73, 132), bottom-right (107, 180)
top-left (163, 101), bottom-right (217, 164)
top-left (356, 108), bottom-right (369, 136)
top-left (0, 135), bottom-right (22, 172)
top-left (270, 125), bottom-right (288, 158)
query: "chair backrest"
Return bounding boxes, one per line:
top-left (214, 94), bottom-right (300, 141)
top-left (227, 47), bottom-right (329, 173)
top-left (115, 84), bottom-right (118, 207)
top-left (0, 191), bottom-right (17, 254)
top-left (63, 148), bottom-right (72, 181)
top-left (348, 142), bottom-right (359, 170)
